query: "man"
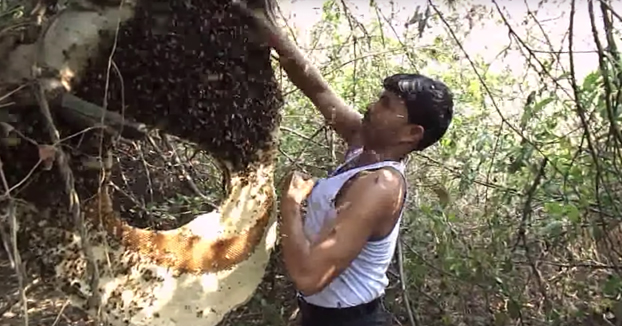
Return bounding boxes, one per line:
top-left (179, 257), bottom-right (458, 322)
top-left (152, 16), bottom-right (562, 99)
top-left (248, 7), bottom-right (454, 326)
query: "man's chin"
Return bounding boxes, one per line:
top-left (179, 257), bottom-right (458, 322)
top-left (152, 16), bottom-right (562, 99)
top-left (361, 131), bottom-right (376, 146)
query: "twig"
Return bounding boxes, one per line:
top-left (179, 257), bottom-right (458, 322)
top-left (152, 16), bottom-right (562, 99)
top-left (0, 160), bottom-right (42, 201)
top-left (135, 141), bottom-right (154, 203)
top-left (32, 82), bottom-right (101, 309)
top-left (51, 300), bottom-right (70, 326)
top-left (396, 235), bottom-right (419, 326)
top-left (0, 157), bottom-right (28, 325)
top-left (431, 0), bottom-right (562, 179)
top-left (157, 132), bottom-right (218, 209)
top-left (513, 158), bottom-right (552, 313)
top-left (0, 278), bottom-right (37, 318)
top-left (0, 221), bottom-right (13, 267)
top-left (599, 0), bottom-right (622, 24)
top-left (590, 0), bottom-right (622, 147)
top-left (1, 88), bottom-right (147, 140)
top-left (572, 0), bottom-right (622, 272)
top-left (280, 126), bottom-right (327, 148)
top-left (276, 126), bottom-right (326, 187)
top-left (512, 158), bottom-right (548, 252)
top-left (59, 93), bottom-right (147, 140)
top-left (109, 182), bottom-right (144, 209)
top-left (11, 228), bottom-right (28, 326)
top-left (0, 83), bottom-right (30, 105)
top-left (277, 147), bottom-right (305, 171)
top-left (0, 122), bottom-right (118, 201)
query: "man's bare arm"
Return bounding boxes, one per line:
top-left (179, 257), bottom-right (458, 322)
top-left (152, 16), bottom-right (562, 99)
top-left (237, 3), bottom-right (363, 145)
top-left (279, 169), bottom-right (404, 295)
top-left (275, 42), bottom-right (363, 144)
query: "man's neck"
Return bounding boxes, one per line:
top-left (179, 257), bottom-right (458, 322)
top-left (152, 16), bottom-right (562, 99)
top-left (333, 147), bottom-right (404, 176)
top-left (356, 148), bottom-right (404, 166)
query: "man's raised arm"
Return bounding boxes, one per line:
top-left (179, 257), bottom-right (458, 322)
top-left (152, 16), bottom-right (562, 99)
top-left (236, 2), bottom-right (363, 145)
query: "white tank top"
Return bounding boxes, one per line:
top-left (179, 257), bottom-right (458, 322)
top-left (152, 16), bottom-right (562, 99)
top-left (301, 148), bottom-right (407, 308)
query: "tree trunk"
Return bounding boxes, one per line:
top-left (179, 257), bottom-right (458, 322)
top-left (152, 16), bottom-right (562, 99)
top-left (0, 1), bottom-right (282, 325)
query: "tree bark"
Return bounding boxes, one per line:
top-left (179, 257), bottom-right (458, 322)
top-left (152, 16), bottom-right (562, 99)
top-left (0, 0), bottom-right (283, 325)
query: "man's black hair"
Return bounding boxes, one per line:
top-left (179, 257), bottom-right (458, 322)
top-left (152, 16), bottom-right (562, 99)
top-left (382, 73), bottom-right (454, 151)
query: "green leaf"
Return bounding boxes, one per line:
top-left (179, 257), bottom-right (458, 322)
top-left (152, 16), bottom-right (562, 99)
top-left (533, 97), bottom-right (554, 113)
top-left (543, 202), bottom-right (564, 217)
top-left (582, 70), bottom-right (602, 90)
top-left (565, 204), bottom-right (580, 224)
top-left (603, 274), bottom-right (622, 297)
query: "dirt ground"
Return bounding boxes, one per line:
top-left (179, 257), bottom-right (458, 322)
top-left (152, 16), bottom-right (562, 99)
top-left (0, 248), bottom-right (95, 326)
top-left (0, 248), bottom-right (295, 326)
top-left (0, 246), bottom-right (407, 326)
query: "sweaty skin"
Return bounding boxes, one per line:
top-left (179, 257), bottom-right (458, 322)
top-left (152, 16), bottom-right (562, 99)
top-left (279, 169), bottom-right (406, 296)
top-left (244, 7), bottom-right (364, 145)
top-left (246, 5), bottom-right (411, 296)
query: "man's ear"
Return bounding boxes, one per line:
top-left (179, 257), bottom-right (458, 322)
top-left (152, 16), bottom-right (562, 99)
top-left (402, 124), bottom-right (424, 144)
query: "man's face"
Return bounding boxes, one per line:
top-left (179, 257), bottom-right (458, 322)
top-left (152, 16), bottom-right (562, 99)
top-left (362, 90), bottom-right (422, 149)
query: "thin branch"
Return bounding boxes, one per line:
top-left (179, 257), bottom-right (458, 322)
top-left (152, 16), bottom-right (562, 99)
top-left (157, 132), bottom-right (218, 210)
top-left (0, 157), bottom-right (28, 325)
top-left (59, 93), bottom-right (147, 140)
top-left (33, 82), bottom-right (101, 309)
top-left (277, 126), bottom-right (327, 187)
top-left (397, 235), bottom-right (419, 326)
top-left (513, 158), bottom-right (548, 252)
top-left (430, 0), bottom-right (561, 178)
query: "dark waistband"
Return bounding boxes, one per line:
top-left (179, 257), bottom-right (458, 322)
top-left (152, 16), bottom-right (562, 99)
top-left (297, 296), bottom-right (382, 321)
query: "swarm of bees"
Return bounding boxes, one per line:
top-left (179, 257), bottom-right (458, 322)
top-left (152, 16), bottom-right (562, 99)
top-left (1, 0), bottom-right (284, 234)
top-left (72, 0), bottom-right (283, 173)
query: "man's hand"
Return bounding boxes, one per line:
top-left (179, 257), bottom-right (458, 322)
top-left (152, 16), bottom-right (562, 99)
top-left (232, 0), bottom-right (363, 147)
top-left (232, 0), bottom-right (282, 49)
top-left (279, 168), bottom-right (405, 296)
top-left (280, 171), bottom-right (316, 210)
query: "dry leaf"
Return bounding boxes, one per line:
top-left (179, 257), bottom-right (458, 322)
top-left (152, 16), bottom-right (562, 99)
top-left (38, 144), bottom-right (57, 171)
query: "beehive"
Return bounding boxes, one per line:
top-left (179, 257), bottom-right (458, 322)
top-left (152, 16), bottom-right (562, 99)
top-left (0, 0), bottom-right (284, 325)
top-left (73, 0), bottom-right (282, 172)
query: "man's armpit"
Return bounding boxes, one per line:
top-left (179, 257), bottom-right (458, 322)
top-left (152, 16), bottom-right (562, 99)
top-left (311, 201), bottom-right (353, 246)
top-left (333, 170), bottom-right (372, 205)
top-left (344, 146), bottom-right (363, 162)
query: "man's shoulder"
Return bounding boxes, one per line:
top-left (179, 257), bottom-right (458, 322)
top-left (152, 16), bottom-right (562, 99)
top-left (360, 167), bottom-right (403, 187)
top-left (346, 168), bottom-right (404, 203)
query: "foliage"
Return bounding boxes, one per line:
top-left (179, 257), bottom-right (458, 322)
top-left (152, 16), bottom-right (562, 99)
top-left (269, 1), bottom-right (622, 325)
top-left (1, 1), bottom-right (621, 325)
